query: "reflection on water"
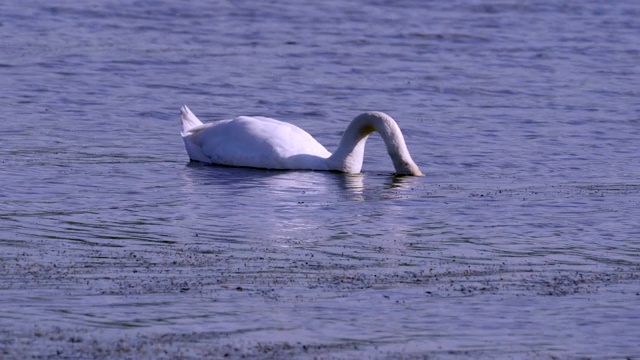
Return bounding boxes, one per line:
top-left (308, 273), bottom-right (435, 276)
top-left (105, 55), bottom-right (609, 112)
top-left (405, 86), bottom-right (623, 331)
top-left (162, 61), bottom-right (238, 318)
top-left (181, 163), bottom-right (370, 199)
top-left (387, 175), bottom-right (422, 190)
top-left (339, 173), bottom-right (365, 196)
top-left (177, 164), bottom-right (423, 247)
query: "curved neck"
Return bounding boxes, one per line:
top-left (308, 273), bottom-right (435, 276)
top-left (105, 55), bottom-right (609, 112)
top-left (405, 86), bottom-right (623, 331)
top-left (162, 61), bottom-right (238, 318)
top-left (328, 112), bottom-right (423, 175)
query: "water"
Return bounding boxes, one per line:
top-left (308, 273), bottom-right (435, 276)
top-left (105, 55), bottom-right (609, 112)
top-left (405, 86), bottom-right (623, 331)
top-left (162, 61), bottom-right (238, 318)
top-left (1, 0), bottom-right (639, 358)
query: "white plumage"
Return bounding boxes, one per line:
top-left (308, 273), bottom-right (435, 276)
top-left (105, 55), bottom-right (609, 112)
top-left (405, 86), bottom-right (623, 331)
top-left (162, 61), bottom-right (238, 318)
top-left (180, 105), bottom-right (422, 176)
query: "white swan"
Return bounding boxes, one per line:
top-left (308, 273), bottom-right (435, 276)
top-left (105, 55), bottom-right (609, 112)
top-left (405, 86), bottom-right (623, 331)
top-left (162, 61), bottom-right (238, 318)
top-left (180, 105), bottom-right (423, 176)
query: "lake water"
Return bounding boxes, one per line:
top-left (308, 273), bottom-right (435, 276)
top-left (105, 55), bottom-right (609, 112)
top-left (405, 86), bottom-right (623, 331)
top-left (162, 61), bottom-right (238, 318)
top-left (1, 0), bottom-right (639, 358)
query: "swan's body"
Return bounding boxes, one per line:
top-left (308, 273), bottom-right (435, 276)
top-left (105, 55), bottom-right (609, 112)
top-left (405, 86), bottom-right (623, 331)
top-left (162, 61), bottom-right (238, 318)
top-left (180, 105), bottom-right (422, 175)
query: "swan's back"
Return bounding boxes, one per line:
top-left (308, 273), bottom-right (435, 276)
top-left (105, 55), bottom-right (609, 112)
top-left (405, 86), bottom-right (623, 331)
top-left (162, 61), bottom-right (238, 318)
top-left (181, 107), bottom-right (331, 169)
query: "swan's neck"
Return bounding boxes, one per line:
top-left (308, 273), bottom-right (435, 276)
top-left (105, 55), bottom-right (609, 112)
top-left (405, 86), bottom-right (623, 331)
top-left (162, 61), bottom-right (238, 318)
top-left (328, 112), bottom-right (423, 175)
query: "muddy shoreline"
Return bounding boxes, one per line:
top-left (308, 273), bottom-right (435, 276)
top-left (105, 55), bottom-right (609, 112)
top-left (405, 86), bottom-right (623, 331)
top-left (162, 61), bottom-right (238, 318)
top-left (2, 242), bottom-right (638, 359)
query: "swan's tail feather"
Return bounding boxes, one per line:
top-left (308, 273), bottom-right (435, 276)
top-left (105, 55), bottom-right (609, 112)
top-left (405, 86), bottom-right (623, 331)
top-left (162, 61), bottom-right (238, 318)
top-left (180, 105), bottom-right (204, 135)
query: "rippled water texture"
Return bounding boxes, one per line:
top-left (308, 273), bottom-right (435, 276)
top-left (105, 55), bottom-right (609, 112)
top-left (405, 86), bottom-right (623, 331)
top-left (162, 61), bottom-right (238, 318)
top-left (1, 0), bottom-right (639, 358)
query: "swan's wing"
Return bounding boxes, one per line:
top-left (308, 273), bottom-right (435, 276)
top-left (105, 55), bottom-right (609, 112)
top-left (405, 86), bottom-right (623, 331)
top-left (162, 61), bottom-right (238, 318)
top-left (190, 116), bottom-right (331, 169)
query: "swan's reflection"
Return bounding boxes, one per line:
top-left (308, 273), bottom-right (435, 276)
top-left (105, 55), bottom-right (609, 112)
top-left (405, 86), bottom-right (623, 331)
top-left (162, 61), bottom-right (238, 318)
top-left (180, 163), bottom-right (366, 198)
top-left (387, 174), bottom-right (421, 190)
top-left (338, 173), bottom-right (365, 196)
top-left (180, 163), bottom-right (422, 200)
top-left (177, 164), bottom-right (422, 246)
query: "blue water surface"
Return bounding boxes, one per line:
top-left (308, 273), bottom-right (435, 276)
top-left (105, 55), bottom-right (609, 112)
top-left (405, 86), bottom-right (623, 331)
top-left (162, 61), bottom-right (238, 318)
top-left (1, 0), bottom-right (639, 358)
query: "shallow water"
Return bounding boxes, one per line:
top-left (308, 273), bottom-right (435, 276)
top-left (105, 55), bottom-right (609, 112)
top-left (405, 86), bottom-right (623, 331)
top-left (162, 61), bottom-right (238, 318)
top-left (1, 0), bottom-right (640, 358)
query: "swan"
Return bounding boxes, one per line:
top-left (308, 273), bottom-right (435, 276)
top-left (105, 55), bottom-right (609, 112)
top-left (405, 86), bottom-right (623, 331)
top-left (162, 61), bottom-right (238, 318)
top-left (180, 105), bottom-right (423, 176)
